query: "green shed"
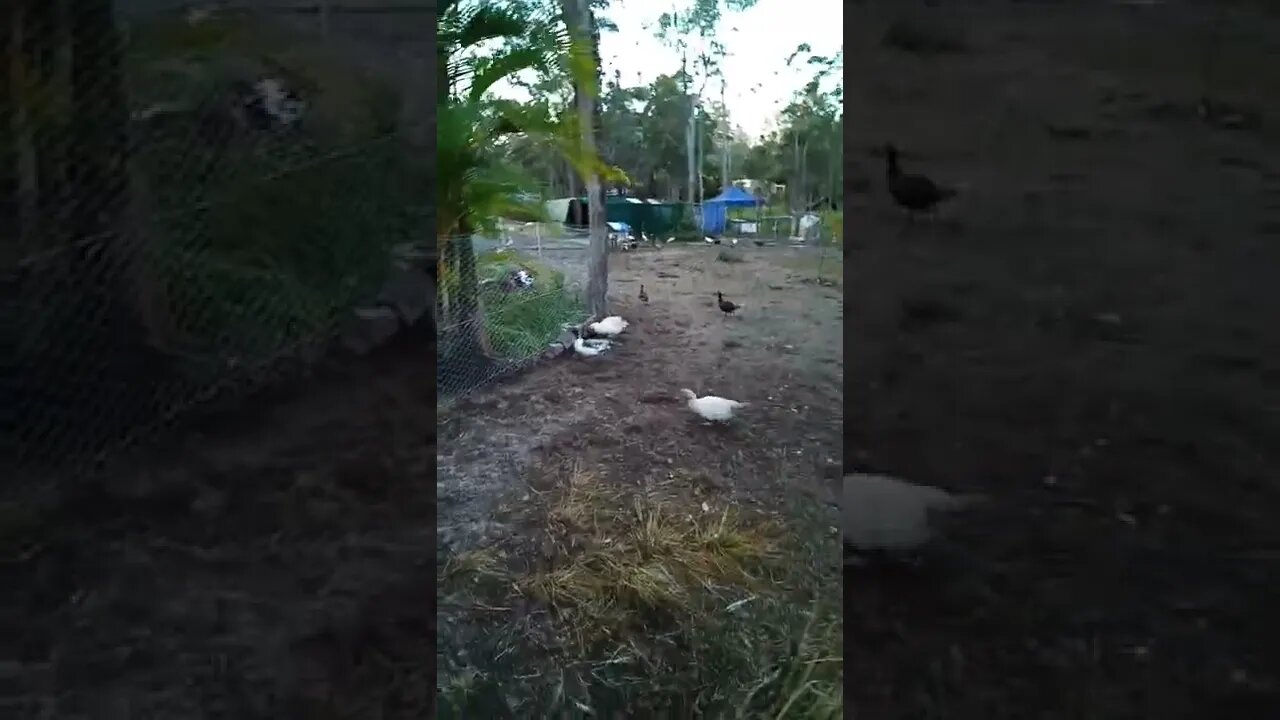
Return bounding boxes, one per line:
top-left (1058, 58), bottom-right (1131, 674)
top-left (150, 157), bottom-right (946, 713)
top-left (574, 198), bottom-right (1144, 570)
top-left (570, 197), bottom-right (685, 238)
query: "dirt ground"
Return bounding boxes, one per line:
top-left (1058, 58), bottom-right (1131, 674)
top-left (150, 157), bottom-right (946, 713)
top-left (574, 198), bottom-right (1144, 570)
top-left (2, 336), bottom-right (440, 718)
top-left (439, 246), bottom-right (844, 548)
top-left (848, 3), bottom-right (1280, 718)
top-left (436, 245), bottom-right (844, 713)
top-left (1, 245), bottom-right (842, 718)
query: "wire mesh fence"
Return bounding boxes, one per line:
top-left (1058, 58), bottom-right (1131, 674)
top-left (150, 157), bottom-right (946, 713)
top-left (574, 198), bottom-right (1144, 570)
top-left (2, 2), bottom-right (432, 477)
top-left (508, 196), bottom-right (842, 247)
top-left (436, 232), bottom-right (590, 406)
top-left (434, 211), bottom-right (842, 407)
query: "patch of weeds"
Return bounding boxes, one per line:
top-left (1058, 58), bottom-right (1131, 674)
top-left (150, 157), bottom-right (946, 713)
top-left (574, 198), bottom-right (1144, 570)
top-left (883, 17), bottom-right (970, 55)
top-left (482, 287), bottom-right (585, 358)
top-left (437, 467), bottom-right (843, 717)
top-left (472, 252), bottom-right (586, 359)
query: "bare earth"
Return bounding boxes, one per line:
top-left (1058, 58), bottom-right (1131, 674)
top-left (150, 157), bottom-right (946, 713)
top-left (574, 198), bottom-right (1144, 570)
top-left (438, 245), bottom-right (844, 574)
top-left (3, 245), bottom-right (842, 717)
top-left (436, 244), bottom-right (844, 710)
top-left (4, 340), bottom-right (440, 718)
top-left (848, 3), bottom-right (1280, 717)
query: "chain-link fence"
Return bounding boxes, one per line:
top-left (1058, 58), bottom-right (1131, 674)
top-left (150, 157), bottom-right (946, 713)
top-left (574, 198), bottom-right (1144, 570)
top-left (436, 230), bottom-right (590, 405)
top-left (618, 200), bottom-right (844, 282)
top-left (2, 2), bottom-right (432, 477)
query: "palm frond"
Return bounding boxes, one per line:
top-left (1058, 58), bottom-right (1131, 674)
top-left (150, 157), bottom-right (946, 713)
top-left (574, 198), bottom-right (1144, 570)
top-left (440, 3), bottom-right (528, 52)
top-left (469, 45), bottom-right (553, 104)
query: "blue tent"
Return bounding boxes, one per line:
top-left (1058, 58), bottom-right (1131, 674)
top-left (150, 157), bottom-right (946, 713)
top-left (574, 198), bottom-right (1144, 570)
top-left (700, 186), bottom-right (764, 234)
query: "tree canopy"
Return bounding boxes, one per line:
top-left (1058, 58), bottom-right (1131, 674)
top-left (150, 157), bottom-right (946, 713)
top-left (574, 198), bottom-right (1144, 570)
top-left (455, 0), bottom-right (843, 212)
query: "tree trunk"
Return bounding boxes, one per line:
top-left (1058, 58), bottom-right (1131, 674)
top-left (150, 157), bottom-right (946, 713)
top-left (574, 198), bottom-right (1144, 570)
top-left (800, 139), bottom-right (809, 209)
top-left (791, 132), bottom-right (800, 213)
top-left (399, 53), bottom-right (437, 343)
top-left (563, 0), bottom-right (607, 318)
top-left (1, 0), bottom-right (179, 457)
top-left (0, 14), bottom-right (11, 253)
top-left (720, 77), bottom-right (729, 189)
top-left (9, 1), bottom-right (41, 253)
top-left (437, 31), bottom-right (492, 358)
top-left (588, 11), bottom-right (606, 220)
top-left (696, 110), bottom-right (705, 206)
top-left (828, 141), bottom-right (836, 209)
top-left (682, 52), bottom-right (696, 205)
top-left (65, 0), bottom-right (175, 352)
top-left (445, 223), bottom-right (491, 355)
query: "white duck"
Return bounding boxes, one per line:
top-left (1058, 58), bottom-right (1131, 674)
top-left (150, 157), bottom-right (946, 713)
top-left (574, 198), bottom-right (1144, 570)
top-left (843, 474), bottom-right (971, 553)
top-left (573, 336), bottom-right (611, 357)
top-left (680, 389), bottom-right (745, 422)
top-left (588, 315), bottom-right (629, 337)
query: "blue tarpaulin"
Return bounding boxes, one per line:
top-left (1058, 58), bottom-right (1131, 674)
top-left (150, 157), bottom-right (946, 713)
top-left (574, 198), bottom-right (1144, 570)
top-left (700, 186), bottom-right (764, 234)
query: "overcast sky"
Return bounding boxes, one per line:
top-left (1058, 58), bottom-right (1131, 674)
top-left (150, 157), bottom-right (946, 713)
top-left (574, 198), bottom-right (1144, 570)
top-left (598, 0), bottom-right (843, 140)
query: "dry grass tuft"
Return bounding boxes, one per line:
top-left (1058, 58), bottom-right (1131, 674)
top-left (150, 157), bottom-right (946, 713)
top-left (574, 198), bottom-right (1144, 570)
top-left (519, 468), bottom-right (782, 645)
top-left (437, 465), bottom-right (843, 717)
top-left (441, 547), bottom-right (508, 586)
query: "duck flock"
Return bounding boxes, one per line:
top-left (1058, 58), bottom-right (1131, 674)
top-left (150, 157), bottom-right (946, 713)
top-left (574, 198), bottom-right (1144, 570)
top-left (570, 153), bottom-right (972, 557)
top-left (567, 284), bottom-right (749, 424)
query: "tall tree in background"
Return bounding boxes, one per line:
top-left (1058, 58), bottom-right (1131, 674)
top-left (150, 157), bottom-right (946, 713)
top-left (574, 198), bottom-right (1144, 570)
top-left (778, 45), bottom-right (842, 210)
top-left (655, 0), bottom-right (757, 204)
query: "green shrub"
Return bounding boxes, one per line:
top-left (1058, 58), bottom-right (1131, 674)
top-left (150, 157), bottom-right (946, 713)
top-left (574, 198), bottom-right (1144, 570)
top-left (474, 251), bottom-right (584, 359)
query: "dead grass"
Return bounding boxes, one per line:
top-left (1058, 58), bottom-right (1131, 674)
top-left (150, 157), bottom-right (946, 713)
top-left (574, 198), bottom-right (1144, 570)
top-left (437, 466), bottom-right (843, 717)
top-left (521, 468), bottom-right (779, 644)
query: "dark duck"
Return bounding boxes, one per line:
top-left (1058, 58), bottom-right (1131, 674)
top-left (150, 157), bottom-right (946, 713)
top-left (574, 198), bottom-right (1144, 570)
top-left (717, 291), bottom-right (741, 316)
top-left (883, 143), bottom-right (958, 226)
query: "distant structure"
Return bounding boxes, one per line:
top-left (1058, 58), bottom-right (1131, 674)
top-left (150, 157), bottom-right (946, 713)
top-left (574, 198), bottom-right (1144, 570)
top-left (731, 178), bottom-right (784, 203)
